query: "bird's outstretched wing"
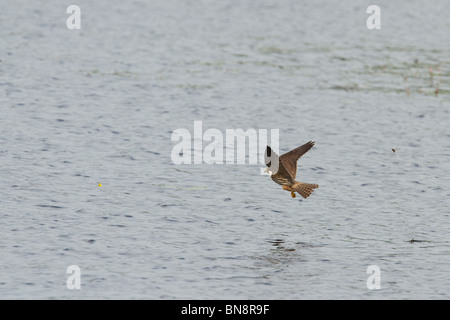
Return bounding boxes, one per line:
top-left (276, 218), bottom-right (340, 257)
top-left (279, 141), bottom-right (315, 179)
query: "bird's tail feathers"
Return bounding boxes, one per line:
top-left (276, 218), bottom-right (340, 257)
top-left (293, 183), bottom-right (319, 199)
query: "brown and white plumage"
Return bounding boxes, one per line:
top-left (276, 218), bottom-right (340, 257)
top-left (265, 141), bottom-right (319, 199)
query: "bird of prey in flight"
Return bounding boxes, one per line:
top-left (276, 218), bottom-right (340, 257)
top-left (265, 141), bottom-right (319, 199)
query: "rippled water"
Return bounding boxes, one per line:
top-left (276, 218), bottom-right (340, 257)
top-left (1, 0), bottom-right (449, 299)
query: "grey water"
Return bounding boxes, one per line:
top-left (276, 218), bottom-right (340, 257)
top-left (1, 0), bottom-right (449, 299)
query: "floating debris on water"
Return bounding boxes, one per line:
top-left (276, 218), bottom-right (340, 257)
top-left (408, 237), bottom-right (430, 244)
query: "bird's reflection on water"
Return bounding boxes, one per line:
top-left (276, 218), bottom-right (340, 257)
top-left (251, 237), bottom-right (322, 268)
top-left (267, 238), bottom-right (295, 252)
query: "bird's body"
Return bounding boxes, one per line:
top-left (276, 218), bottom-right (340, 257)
top-left (265, 141), bottom-right (319, 199)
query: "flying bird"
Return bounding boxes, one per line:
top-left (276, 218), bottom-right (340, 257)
top-left (265, 141), bottom-right (319, 199)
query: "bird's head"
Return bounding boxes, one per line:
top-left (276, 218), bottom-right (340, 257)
top-left (265, 145), bottom-right (278, 176)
